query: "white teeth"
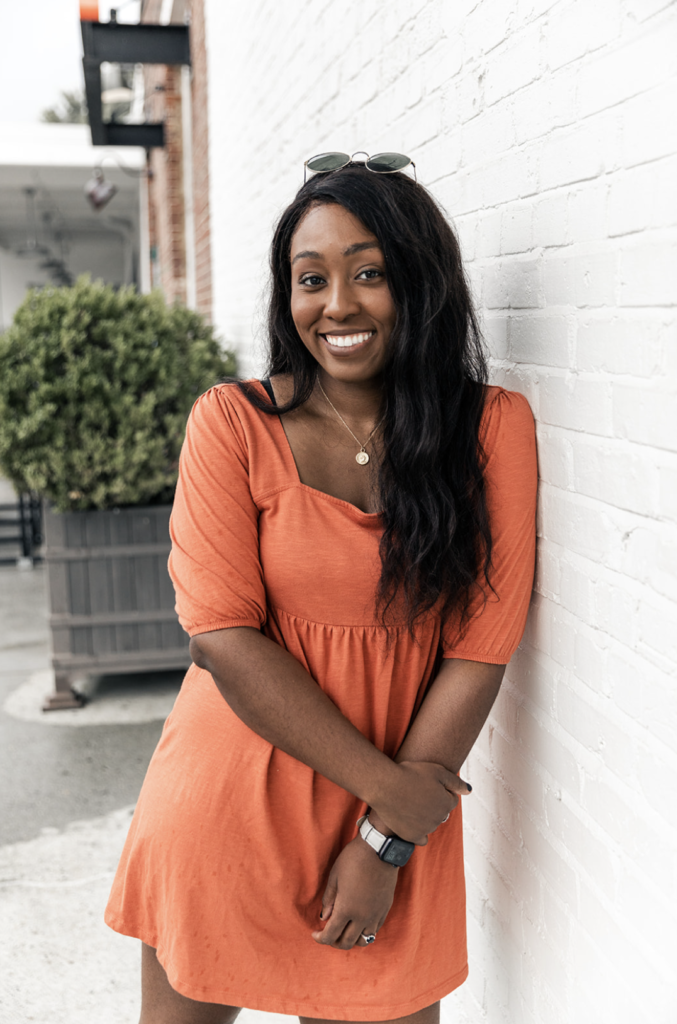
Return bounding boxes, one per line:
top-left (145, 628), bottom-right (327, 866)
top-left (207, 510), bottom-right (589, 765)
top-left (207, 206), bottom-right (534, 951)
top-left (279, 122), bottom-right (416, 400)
top-left (324, 332), bottom-right (373, 348)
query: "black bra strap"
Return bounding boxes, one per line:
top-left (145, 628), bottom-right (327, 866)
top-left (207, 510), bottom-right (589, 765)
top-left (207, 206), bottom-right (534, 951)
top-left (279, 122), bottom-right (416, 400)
top-left (260, 378), bottom-right (277, 406)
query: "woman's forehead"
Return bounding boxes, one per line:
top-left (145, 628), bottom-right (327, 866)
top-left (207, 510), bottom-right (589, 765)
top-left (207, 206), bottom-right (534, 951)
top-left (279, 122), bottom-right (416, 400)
top-left (290, 203), bottom-right (378, 257)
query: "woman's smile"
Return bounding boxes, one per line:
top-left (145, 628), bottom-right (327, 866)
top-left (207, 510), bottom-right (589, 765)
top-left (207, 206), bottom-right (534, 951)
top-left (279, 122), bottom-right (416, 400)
top-left (321, 329), bottom-right (376, 353)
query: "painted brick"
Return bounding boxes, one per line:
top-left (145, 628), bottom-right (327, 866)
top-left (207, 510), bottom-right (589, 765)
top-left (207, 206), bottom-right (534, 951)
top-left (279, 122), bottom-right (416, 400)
top-left (608, 156), bottom-right (677, 237)
top-left (533, 192), bottom-right (568, 248)
top-left (534, 426), bottom-right (573, 488)
top-left (573, 629), bottom-right (608, 693)
top-left (540, 112), bottom-right (620, 192)
top-left (613, 383), bottom-right (677, 451)
top-left (567, 183), bottom-right (609, 243)
top-left (483, 257), bottom-right (544, 309)
top-left (512, 67), bottom-right (578, 145)
top-left (541, 375), bottom-right (612, 435)
top-left (454, 213), bottom-right (478, 261)
top-left (545, 0), bottom-right (621, 71)
top-left (557, 682), bottom-right (630, 774)
top-left (477, 209), bottom-right (502, 257)
top-left (640, 663), bottom-right (677, 751)
top-left (577, 17), bottom-right (676, 118)
top-left (517, 704), bottom-right (581, 798)
top-left (638, 594), bottom-right (677, 663)
top-left (540, 486), bottom-right (621, 561)
top-left (424, 38), bottom-right (464, 94)
top-left (481, 147), bottom-right (538, 208)
top-left (591, 576), bottom-right (639, 647)
top-left (658, 462), bottom-right (677, 521)
top-left (557, 559), bottom-right (595, 628)
top-left (623, 78), bottom-right (677, 167)
top-left (636, 743), bottom-right (677, 831)
top-left (484, 22), bottom-right (543, 106)
top-left (501, 203), bottom-right (533, 254)
top-left (622, 523), bottom-right (677, 602)
top-left (508, 314), bottom-right (569, 365)
top-left (543, 790), bottom-right (617, 898)
top-left (575, 313), bottom-right (667, 377)
top-left (624, 0), bottom-right (675, 20)
top-left (463, 0), bottom-right (514, 57)
top-left (573, 440), bottom-right (660, 515)
top-left (543, 247), bottom-right (618, 308)
top-left (516, 0), bottom-right (560, 24)
top-left (616, 868), bottom-right (677, 966)
top-left (619, 233), bottom-right (677, 307)
top-left (482, 314), bottom-right (509, 360)
top-left (462, 99), bottom-right (515, 167)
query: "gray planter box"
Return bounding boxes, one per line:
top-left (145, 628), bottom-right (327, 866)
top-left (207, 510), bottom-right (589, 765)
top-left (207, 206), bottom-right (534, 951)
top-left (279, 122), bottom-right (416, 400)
top-left (43, 503), bottom-right (190, 710)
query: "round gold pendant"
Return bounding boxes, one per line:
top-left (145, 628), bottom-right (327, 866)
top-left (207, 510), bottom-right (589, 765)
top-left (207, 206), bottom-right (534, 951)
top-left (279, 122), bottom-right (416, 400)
top-left (356, 450), bottom-right (370, 466)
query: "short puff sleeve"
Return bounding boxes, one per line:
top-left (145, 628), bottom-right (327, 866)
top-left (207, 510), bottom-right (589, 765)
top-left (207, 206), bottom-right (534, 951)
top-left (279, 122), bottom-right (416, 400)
top-left (168, 386), bottom-right (266, 637)
top-left (442, 387), bottom-right (537, 664)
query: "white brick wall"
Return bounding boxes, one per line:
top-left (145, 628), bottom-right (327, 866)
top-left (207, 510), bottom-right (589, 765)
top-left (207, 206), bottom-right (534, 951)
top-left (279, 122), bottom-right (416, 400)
top-left (204, 2), bottom-right (677, 1020)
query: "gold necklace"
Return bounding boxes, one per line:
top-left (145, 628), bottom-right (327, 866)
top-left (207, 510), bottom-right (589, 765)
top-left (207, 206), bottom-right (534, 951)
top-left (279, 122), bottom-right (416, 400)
top-left (317, 381), bottom-right (385, 466)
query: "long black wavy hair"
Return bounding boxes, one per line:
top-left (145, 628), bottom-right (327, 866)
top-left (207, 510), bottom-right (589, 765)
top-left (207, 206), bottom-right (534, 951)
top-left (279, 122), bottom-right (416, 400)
top-left (239, 164), bottom-right (491, 637)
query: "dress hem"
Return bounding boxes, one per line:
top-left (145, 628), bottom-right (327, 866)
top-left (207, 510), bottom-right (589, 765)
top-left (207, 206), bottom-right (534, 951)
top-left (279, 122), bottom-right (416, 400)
top-left (104, 915), bottom-right (468, 1021)
top-left (186, 617), bottom-right (264, 637)
top-left (442, 648), bottom-right (511, 664)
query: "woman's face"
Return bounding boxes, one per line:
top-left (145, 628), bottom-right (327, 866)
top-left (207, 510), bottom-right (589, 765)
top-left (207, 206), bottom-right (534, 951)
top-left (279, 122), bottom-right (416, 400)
top-left (289, 203), bottom-right (396, 385)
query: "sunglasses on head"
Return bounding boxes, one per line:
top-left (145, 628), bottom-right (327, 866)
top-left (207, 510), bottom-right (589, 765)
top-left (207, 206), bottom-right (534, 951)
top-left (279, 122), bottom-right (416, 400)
top-left (304, 150), bottom-right (416, 184)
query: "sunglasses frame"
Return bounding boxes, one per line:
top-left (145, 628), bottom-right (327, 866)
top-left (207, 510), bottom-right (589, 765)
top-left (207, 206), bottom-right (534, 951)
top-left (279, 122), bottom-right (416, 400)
top-left (303, 150), bottom-right (417, 184)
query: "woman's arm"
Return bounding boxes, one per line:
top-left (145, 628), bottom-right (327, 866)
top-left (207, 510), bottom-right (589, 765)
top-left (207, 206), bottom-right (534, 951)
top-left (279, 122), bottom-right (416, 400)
top-left (367, 657), bottom-right (505, 835)
top-left (312, 657), bottom-right (505, 949)
top-left (190, 627), bottom-right (469, 843)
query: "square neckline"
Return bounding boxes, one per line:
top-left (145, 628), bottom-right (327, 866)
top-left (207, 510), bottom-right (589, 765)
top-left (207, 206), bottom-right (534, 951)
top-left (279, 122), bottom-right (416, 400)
top-left (256, 379), bottom-right (382, 519)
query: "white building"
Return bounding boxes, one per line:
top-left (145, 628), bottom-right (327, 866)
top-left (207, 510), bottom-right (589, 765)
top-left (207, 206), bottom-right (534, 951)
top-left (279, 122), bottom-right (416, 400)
top-left (0, 122), bottom-right (146, 330)
top-left (197, 3), bottom-right (677, 1022)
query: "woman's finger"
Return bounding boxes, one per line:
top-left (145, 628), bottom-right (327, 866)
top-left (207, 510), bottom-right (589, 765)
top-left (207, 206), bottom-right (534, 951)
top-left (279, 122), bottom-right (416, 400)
top-left (441, 771), bottom-right (472, 796)
top-left (319, 874), bottom-right (338, 921)
top-left (311, 909), bottom-right (350, 946)
top-left (356, 925), bottom-right (379, 949)
top-left (337, 919), bottom-right (377, 950)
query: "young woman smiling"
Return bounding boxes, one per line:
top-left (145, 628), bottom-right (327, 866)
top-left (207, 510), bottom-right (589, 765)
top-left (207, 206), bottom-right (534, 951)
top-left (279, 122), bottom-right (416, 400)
top-left (105, 160), bottom-right (537, 1024)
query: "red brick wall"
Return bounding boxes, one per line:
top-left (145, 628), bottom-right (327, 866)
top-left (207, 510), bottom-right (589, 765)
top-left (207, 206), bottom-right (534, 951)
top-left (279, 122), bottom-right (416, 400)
top-left (188, 0), bottom-right (212, 320)
top-left (139, 0), bottom-right (211, 317)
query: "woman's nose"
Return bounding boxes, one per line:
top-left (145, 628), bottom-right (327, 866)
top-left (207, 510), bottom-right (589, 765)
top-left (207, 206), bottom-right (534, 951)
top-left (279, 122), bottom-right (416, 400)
top-left (323, 280), bottom-right (360, 321)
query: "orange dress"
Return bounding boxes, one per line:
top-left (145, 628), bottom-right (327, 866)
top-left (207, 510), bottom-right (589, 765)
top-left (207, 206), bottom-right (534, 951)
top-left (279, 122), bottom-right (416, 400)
top-left (105, 380), bottom-right (537, 1020)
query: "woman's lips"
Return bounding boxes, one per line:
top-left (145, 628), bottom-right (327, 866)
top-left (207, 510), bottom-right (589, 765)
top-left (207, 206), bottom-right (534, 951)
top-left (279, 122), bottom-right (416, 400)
top-left (320, 330), bottom-right (376, 355)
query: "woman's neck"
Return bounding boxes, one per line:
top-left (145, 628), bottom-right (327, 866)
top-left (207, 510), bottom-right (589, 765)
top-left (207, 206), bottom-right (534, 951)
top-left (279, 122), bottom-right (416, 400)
top-left (315, 369), bottom-right (384, 428)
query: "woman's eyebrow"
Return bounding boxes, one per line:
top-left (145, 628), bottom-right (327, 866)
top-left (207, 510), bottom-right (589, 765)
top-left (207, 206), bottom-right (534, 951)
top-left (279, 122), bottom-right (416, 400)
top-left (342, 241), bottom-right (380, 256)
top-left (291, 241), bottom-right (381, 265)
top-left (291, 249), bottom-right (322, 265)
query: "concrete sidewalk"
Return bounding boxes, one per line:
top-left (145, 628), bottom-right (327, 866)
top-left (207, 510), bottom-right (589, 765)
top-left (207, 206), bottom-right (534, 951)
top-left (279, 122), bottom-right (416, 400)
top-left (0, 563), bottom-right (291, 1024)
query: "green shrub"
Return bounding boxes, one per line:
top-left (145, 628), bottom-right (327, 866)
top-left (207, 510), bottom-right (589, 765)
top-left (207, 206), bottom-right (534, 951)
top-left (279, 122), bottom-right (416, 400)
top-left (0, 277), bottom-right (236, 511)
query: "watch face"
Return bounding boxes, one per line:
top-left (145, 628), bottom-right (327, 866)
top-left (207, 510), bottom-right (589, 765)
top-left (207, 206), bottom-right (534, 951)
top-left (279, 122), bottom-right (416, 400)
top-left (381, 838), bottom-right (415, 867)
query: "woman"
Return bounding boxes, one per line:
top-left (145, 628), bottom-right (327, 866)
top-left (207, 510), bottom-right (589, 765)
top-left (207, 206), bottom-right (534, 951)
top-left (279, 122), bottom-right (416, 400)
top-left (105, 158), bottom-right (537, 1024)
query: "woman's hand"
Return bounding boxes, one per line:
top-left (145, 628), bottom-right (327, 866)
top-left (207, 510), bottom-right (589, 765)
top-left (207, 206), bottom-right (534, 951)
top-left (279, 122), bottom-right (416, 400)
top-left (311, 837), bottom-right (399, 950)
top-left (371, 760), bottom-right (471, 845)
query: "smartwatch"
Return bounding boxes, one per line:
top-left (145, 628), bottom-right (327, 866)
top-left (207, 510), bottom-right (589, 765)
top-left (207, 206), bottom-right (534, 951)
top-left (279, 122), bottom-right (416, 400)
top-left (356, 814), bottom-right (415, 867)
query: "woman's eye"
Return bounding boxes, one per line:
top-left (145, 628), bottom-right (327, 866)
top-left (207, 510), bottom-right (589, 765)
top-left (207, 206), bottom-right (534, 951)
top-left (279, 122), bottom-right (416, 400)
top-left (358, 268), bottom-right (383, 281)
top-left (300, 274), bottom-right (325, 287)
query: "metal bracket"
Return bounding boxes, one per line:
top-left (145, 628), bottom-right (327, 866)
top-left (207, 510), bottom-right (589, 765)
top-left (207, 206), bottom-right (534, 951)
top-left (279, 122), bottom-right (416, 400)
top-left (81, 20), bottom-right (191, 148)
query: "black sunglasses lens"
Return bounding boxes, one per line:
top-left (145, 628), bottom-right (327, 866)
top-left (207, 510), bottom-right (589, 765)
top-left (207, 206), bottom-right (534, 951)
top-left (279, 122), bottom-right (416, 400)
top-left (306, 152), bottom-right (351, 173)
top-left (366, 152), bottom-right (411, 172)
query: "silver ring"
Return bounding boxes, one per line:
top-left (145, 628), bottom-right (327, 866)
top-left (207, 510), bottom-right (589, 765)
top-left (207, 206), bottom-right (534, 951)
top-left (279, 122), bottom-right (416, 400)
top-left (362, 932), bottom-right (376, 945)
top-left (443, 812), bottom-right (450, 823)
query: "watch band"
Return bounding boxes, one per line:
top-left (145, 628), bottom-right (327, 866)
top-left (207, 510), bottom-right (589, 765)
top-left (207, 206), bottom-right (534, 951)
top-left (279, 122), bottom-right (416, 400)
top-left (357, 814), bottom-right (388, 855)
top-left (356, 815), bottom-right (416, 867)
